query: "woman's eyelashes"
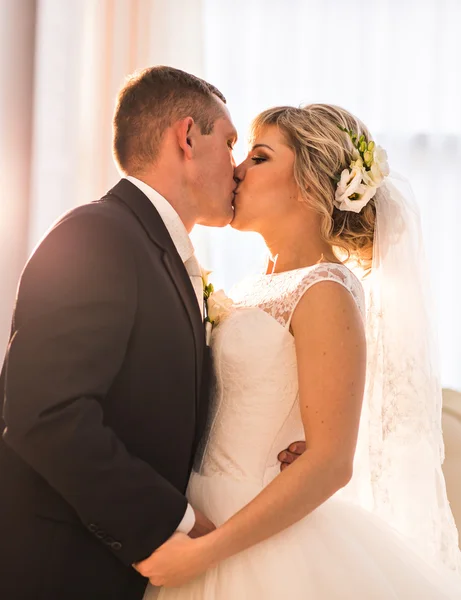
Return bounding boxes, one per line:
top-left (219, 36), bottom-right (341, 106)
top-left (251, 155), bottom-right (268, 164)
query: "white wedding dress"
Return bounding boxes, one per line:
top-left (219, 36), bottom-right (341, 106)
top-left (149, 263), bottom-right (461, 599)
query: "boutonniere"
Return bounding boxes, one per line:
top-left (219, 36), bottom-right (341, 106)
top-left (201, 267), bottom-right (234, 346)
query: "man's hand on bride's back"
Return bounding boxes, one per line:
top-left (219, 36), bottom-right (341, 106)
top-left (278, 441), bottom-right (306, 471)
top-left (189, 507), bottom-right (216, 538)
top-left (186, 447), bottom-right (304, 541)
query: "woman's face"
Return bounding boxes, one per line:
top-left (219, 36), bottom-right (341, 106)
top-left (231, 125), bottom-right (302, 233)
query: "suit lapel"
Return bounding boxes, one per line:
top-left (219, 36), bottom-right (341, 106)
top-left (105, 179), bottom-right (204, 408)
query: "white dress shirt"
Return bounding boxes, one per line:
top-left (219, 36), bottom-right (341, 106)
top-left (125, 176), bottom-right (198, 535)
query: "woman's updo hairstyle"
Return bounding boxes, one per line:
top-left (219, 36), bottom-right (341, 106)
top-left (250, 104), bottom-right (379, 272)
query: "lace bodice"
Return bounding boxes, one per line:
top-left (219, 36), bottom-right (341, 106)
top-left (231, 262), bottom-right (365, 329)
top-left (194, 263), bottom-right (365, 484)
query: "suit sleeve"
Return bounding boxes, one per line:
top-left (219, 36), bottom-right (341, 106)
top-left (2, 211), bottom-right (188, 565)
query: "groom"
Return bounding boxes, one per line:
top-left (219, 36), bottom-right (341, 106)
top-left (0, 66), bottom-right (303, 600)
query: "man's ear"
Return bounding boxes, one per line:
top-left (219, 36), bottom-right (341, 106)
top-left (175, 117), bottom-right (195, 159)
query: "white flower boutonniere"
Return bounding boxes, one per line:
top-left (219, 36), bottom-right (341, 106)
top-left (207, 290), bottom-right (234, 324)
top-left (202, 268), bottom-right (234, 346)
top-left (201, 267), bottom-right (213, 289)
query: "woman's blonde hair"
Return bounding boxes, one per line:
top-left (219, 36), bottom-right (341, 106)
top-left (250, 104), bottom-right (378, 272)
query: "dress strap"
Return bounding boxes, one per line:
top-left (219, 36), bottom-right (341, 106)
top-left (281, 264), bottom-right (365, 330)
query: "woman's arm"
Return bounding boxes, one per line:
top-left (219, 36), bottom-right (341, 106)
top-left (136, 281), bottom-right (366, 586)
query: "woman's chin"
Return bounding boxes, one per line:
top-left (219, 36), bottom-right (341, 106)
top-left (230, 210), bottom-right (245, 231)
top-left (230, 203), bottom-right (257, 232)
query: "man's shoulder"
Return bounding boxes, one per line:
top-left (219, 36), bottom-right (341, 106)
top-left (57, 193), bottom-right (129, 226)
top-left (43, 192), bottom-right (137, 244)
top-left (24, 194), bottom-right (138, 269)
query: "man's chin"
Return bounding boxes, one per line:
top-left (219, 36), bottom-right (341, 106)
top-left (197, 212), bottom-right (234, 228)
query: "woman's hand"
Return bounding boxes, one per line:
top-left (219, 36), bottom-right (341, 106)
top-left (133, 533), bottom-right (214, 588)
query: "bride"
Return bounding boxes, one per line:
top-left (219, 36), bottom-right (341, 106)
top-left (139, 104), bottom-right (461, 598)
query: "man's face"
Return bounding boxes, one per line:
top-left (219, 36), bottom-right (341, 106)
top-left (191, 101), bottom-right (238, 227)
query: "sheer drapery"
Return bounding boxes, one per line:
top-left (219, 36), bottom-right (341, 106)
top-left (1, 0), bottom-right (460, 389)
top-left (0, 0), bottom-right (36, 357)
top-left (0, 0), bottom-right (205, 357)
top-left (193, 0), bottom-right (461, 390)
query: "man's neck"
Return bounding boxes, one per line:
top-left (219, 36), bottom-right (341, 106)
top-left (127, 171), bottom-right (197, 233)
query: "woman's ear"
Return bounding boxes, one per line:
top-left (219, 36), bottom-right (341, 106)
top-left (297, 188), bottom-right (308, 204)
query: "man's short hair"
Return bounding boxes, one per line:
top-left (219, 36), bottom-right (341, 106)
top-left (113, 66), bottom-right (226, 174)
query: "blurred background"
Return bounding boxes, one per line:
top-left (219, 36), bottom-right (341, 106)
top-left (1, 0), bottom-right (461, 394)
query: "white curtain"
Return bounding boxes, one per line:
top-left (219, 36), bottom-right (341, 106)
top-left (0, 0), bottom-right (205, 358)
top-left (0, 0), bottom-right (36, 359)
top-left (28, 0), bottom-right (206, 247)
top-left (194, 0), bottom-right (461, 390)
top-left (1, 0), bottom-right (460, 389)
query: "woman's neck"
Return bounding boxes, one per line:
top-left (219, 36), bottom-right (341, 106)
top-left (262, 221), bottom-right (339, 275)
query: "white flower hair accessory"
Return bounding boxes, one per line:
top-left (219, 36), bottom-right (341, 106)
top-left (334, 126), bottom-right (390, 213)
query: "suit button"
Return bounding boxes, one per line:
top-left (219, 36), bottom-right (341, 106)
top-left (96, 530), bottom-right (105, 539)
top-left (88, 523), bottom-right (98, 533)
top-left (104, 536), bottom-right (114, 545)
top-left (111, 541), bottom-right (122, 551)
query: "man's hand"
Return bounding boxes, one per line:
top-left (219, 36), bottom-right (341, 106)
top-left (188, 507), bottom-right (216, 538)
top-left (278, 441), bottom-right (306, 471)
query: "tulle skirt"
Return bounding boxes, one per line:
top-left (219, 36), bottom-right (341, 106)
top-left (145, 472), bottom-right (461, 600)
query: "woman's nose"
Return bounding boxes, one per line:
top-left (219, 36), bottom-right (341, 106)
top-left (234, 161), bottom-right (246, 184)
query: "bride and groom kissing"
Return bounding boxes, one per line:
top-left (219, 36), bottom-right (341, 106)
top-left (0, 66), bottom-right (460, 599)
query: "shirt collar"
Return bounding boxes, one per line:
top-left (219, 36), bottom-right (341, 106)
top-left (125, 176), bottom-right (194, 264)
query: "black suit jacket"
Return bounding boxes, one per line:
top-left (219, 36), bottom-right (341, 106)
top-left (0, 180), bottom-right (211, 599)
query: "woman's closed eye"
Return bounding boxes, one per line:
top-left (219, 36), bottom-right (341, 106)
top-left (251, 155), bottom-right (267, 164)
